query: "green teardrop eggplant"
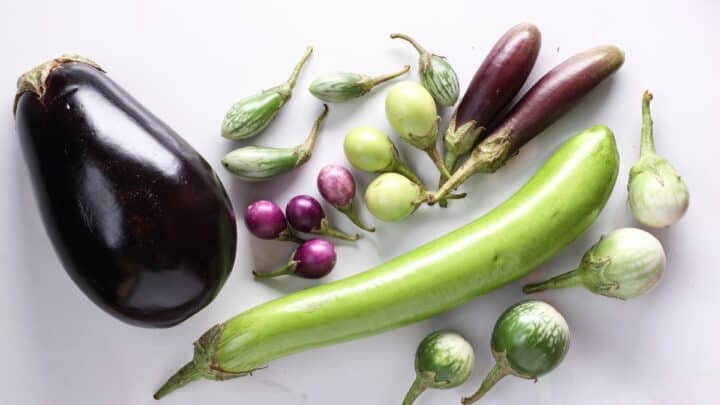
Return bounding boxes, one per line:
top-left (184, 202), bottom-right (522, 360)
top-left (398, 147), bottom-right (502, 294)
top-left (221, 105), bottom-right (328, 180)
top-left (390, 33), bottom-right (459, 107)
top-left (309, 65), bottom-right (410, 103)
top-left (221, 46), bottom-right (313, 140)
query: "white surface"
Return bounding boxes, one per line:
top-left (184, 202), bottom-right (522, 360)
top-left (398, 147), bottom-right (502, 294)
top-left (1, 1), bottom-right (718, 404)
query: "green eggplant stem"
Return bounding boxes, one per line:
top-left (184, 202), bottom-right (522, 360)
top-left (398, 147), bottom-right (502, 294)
top-left (313, 218), bottom-right (359, 241)
top-left (522, 268), bottom-right (584, 294)
top-left (640, 90), bottom-right (655, 156)
top-left (425, 145), bottom-right (452, 180)
top-left (253, 261), bottom-right (298, 279)
top-left (285, 46), bottom-right (314, 90)
top-left (402, 378), bottom-right (427, 405)
top-left (338, 203), bottom-right (375, 232)
top-left (295, 104), bottom-right (329, 166)
top-left (390, 33), bottom-right (429, 56)
top-left (443, 151), bottom-right (460, 177)
top-left (153, 361), bottom-right (202, 400)
top-left (389, 160), bottom-right (425, 187)
top-left (427, 156), bottom-right (478, 205)
top-left (370, 65), bottom-right (411, 87)
top-left (276, 228), bottom-right (305, 243)
top-left (461, 362), bottom-right (508, 405)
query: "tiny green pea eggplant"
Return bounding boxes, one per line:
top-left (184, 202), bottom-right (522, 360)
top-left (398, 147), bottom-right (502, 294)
top-left (222, 46), bottom-right (313, 140)
top-left (628, 91), bottom-right (689, 228)
top-left (462, 300), bottom-right (569, 404)
top-left (221, 105), bottom-right (328, 180)
top-left (309, 65), bottom-right (410, 103)
top-left (402, 330), bottom-right (474, 405)
top-left (390, 33), bottom-right (459, 107)
top-left (523, 228), bottom-right (665, 299)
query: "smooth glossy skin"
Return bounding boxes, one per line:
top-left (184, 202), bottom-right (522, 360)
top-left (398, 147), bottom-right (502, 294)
top-left (415, 331), bottom-right (474, 388)
top-left (343, 126), bottom-right (396, 171)
top-left (365, 173), bottom-right (422, 222)
top-left (317, 165), bottom-right (355, 207)
top-left (386, 81), bottom-right (438, 150)
top-left (285, 195), bottom-right (325, 232)
top-left (491, 301), bottom-right (569, 377)
top-left (15, 61), bottom-right (237, 328)
top-left (244, 200), bottom-right (288, 239)
top-left (154, 125), bottom-right (618, 396)
top-left (293, 238), bottom-right (337, 278)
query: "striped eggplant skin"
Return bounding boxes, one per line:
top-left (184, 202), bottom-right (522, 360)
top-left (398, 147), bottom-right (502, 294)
top-left (153, 126), bottom-right (618, 399)
top-left (309, 72), bottom-right (370, 102)
top-left (491, 300), bottom-right (569, 378)
top-left (444, 23), bottom-right (541, 172)
top-left (420, 55), bottom-right (459, 107)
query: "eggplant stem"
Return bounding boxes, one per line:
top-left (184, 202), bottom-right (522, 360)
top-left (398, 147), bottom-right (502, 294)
top-left (276, 228), bottom-right (305, 244)
top-left (285, 46), bottom-right (313, 90)
top-left (640, 90), bottom-right (655, 156)
top-left (338, 203), bottom-right (376, 232)
top-left (296, 104), bottom-right (329, 166)
top-left (253, 260), bottom-right (298, 279)
top-left (523, 268), bottom-right (584, 294)
top-left (153, 361), bottom-right (202, 400)
top-left (425, 145), bottom-right (452, 180)
top-left (428, 157), bottom-right (478, 204)
top-left (390, 160), bottom-right (425, 187)
top-left (461, 362), bottom-right (507, 405)
top-left (370, 65), bottom-right (411, 87)
top-left (314, 218), bottom-right (360, 241)
top-left (401, 377), bottom-right (427, 405)
top-left (390, 33), bottom-right (429, 56)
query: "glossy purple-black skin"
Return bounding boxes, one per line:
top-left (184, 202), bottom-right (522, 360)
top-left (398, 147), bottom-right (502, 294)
top-left (286, 195), bottom-right (325, 232)
top-left (244, 200), bottom-right (287, 239)
top-left (454, 23), bottom-right (541, 134)
top-left (495, 45), bottom-right (625, 151)
top-left (317, 164), bottom-right (355, 207)
top-left (15, 61), bottom-right (237, 328)
top-left (293, 238), bottom-right (337, 279)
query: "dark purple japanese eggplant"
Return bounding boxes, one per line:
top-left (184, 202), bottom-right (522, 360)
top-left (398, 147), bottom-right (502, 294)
top-left (429, 45), bottom-right (625, 204)
top-left (443, 23), bottom-right (541, 174)
top-left (14, 55), bottom-right (237, 328)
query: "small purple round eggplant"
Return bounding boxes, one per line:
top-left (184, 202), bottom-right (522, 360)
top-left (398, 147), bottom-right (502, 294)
top-left (244, 200), bottom-right (302, 243)
top-left (317, 165), bottom-right (375, 232)
top-left (254, 238), bottom-right (337, 279)
top-left (286, 195), bottom-right (359, 241)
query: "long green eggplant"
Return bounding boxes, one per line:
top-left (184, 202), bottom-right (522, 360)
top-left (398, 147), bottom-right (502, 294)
top-left (154, 125), bottom-right (619, 399)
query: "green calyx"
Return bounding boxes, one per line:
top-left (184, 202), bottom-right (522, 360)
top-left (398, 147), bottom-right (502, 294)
top-left (222, 105), bottom-right (329, 181)
top-left (390, 33), bottom-right (459, 107)
top-left (522, 249), bottom-right (618, 297)
top-left (253, 260), bottom-right (299, 279)
top-left (14, 54), bottom-right (103, 115)
top-left (443, 115), bottom-right (486, 174)
top-left (309, 65), bottom-right (410, 103)
top-left (336, 203), bottom-right (375, 232)
top-left (153, 324), bottom-right (258, 400)
top-left (310, 217), bottom-right (360, 241)
top-left (222, 46), bottom-right (313, 140)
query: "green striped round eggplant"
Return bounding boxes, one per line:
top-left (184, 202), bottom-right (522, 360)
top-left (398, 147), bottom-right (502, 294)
top-left (462, 300), bottom-right (569, 404)
top-left (391, 33), bottom-right (459, 107)
top-left (221, 46), bottom-right (312, 140)
top-left (402, 330), bottom-right (474, 405)
top-left (222, 105), bottom-right (328, 180)
top-left (309, 65), bottom-right (410, 103)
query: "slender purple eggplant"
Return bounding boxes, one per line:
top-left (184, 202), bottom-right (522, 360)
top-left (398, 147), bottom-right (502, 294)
top-left (428, 45), bottom-right (625, 204)
top-left (14, 55), bottom-right (237, 328)
top-left (253, 238), bottom-right (337, 279)
top-left (443, 23), bottom-right (541, 174)
top-left (244, 200), bottom-right (303, 243)
top-left (317, 165), bottom-right (375, 232)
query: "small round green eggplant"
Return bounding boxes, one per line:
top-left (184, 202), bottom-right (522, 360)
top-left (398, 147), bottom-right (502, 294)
top-left (222, 46), bottom-right (313, 140)
top-left (523, 228), bottom-right (665, 299)
top-left (390, 33), bottom-right (459, 107)
top-left (309, 65), bottom-right (410, 103)
top-left (222, 105), bottom-right (328, 180)
top-left (402, 330), bottom-right (474, 405)
top-left (462, 300), bottom-right (569, 404)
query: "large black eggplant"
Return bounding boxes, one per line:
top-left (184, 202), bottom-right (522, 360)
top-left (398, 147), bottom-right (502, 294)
top-left (14, 55), bottom-right (237, 328)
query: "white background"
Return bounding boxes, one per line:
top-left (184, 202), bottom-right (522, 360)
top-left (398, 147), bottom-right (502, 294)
top-left (1, 1), bottom-right (718, 404)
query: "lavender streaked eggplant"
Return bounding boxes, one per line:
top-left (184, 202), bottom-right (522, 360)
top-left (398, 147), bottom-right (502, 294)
top-left (309, 65), bottom-right (410, 103)
top-left (286, 195), bottom-right (359, 241)
top-left (443, 23), bottom-right (541, 174)
top-left (221, 105), bottom-right (328, 181)
top-left (317, 165), bottom-right (375, 232)
top-left (390, 33), bottom-right (460, 107)
top-left (254, 238), bottom-right (337, 279)
top-left (14, 55), bottom-right (237, 328)
top-left (429, 45), bottom-right (625, 204)
top-left (221, 46), bottom-right (312, 140)
top-left (244, 200), bottom-right (303, 243)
